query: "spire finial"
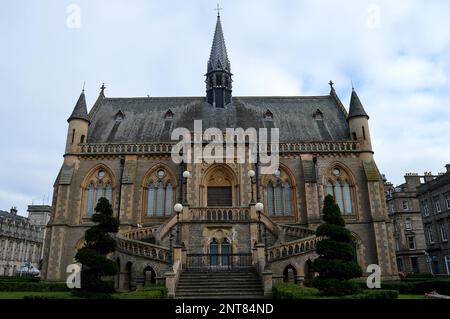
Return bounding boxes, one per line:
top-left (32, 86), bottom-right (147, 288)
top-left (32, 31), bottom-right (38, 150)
top-left (100, 82), bottom-right (106, 93)
top-left (214, 3), bottom-right (222, 17)
top-left (328, 80), bottom-right (334, 89)
top-left (351, 80), bottom-right (355, 91)
top-left (82, 81), bottom-right (85, 93)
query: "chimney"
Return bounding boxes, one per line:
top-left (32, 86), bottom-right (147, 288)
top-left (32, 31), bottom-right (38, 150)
top-left (10, 207), bottom-right (18, 215)
top-left (446, 164), bottom-right (450, 173)
top-left (423, 172), bottom-right (435, 183)
top-left (404, 173), bottom-right (421, 189)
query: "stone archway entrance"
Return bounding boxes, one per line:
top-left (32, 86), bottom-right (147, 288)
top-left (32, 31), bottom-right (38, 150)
top-left (201, 164), bottom-right (238, 207)
top-left (143, 266), bottom-right (156, 285)
top-left (283, 264), bottom-right (297, 283)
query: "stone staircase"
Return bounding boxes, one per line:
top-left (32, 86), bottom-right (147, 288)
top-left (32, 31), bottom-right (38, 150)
top-left (175, 270), bottom-right (264, 299)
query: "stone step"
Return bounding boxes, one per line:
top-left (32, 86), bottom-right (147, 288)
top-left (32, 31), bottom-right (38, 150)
top-left (176, 291), bottom-right (264, 298)
top-left (177, 281), bottom-right (262, 287)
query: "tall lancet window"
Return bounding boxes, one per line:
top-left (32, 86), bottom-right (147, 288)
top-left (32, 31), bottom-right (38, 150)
top-left (265, 169), bottom-right (295, 217)
top-left (144, 168), bottom-right (176, 217)
top-left (325, 167), bottom-right (355, 215)
top-left (84, 168), bottom-right (114, 217)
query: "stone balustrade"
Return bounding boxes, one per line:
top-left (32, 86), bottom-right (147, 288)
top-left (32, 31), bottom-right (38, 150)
top-left (268, 235), bottom-right (320, 262)
top-left (116, 235), bottom-right (170, 264)
top-left (121, 226), bottom-right (161, 241)
top-left (79, 141), bottom-right (360, 155)
top-left (278, 224), bottom-right (316, 239)
top-left (189, 207), bottom-right (250, 222)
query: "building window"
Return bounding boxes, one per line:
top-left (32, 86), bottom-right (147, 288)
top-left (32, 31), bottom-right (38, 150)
top-left (84, 168), bottom-right (114, 216)
top-left (397, 257), bottom-right (404, 272)
top-left (422, 200), bottom-right (430, 217)
top-left (434, 196), bottom-right (442, 213)
top-left (326, 180), bottom-right (353, 214)
top-left (389, 202), bottom-right (395, 213)
top-left (445, 256), bottom-right (450, 275)
top-left (407, 236), bottom-right (416, 250)
top-left (446, 194), bottom-right (450, 210)
top-left (405, 218), bottom-right (412, 231)
top-left (410, 257), bottom-right (419, 273)
top-left (402, 201), bottom-right (409, 211)
top-left (439, 223), bottom-right (448, 242)
top-left (266, 181), bottom-right (293, 216)
top-left (144, 168), bottom-right (176, 217)
top-left (395, 239), bottom-right (400, 251)
top-left (426, 225), bottom-right (435, 243)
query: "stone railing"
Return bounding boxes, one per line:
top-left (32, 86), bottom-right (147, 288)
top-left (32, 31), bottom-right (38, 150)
top-left (121, 226), bottom-right (161, 241)
top-left (116, 235), bottom-right (170, 264)
top-left (278, 224), bottom-right (316, 239)
top-left (268, 235), bottom-right (320, 262)
top-left (78, 141), bottom-right (360, 155)
top-left (189, 207), bottom-right (250, 222)
top-left (80, 143), bottom-right (173, 155)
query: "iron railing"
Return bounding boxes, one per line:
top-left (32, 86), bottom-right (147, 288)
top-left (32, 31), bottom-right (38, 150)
top-left (186, 253), bottom-right (253, 272)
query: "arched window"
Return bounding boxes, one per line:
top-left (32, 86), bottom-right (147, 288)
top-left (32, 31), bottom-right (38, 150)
top-left (145, 168), bottom-right (176, 217)
top-left (221, 238), bottom-right (231, 266)
top-left (267, 182), bottom-right (275, 216)
top-left (325, 167), bottom-right (354, 214)
top-left (210, 238), bottom-right (219, 266)
top-left (265, 174), bottom-right (294, 216)
top-left (84, 168), bottom-right (114, 216)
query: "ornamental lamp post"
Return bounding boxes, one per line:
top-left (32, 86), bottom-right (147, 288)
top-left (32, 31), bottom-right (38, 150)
top-left (182, 170), bottom-right (190, 205)
top-left (255, 202), bottom-right (264, 243)
top-left (174, 203), bottom-right (183, 245)
top-left (248, 170), bottom-right (256, 204)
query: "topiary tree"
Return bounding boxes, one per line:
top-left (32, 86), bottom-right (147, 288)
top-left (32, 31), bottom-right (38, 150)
top-left (312, 194), bottom-right (362, 296)
top-left (74, 197), bottom-right (119, 297)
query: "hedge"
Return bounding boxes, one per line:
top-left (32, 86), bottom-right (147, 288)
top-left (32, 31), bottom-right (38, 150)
top-left (354, 279), bottom-right (450, 295)
top-left (273, 283), bottom-right (320, 299)
top-left (0, 276), bottom-right (40, 283)
top-left (114, 285), bottom-right (167, 299)
top-left (0, 282), bottom-right (68, 292)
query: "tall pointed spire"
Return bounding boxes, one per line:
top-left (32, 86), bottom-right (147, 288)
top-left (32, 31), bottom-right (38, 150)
top-left (206, 13), bottom-right (232, 108)
top-left (68, 89), bottom-right (90, 123)
top-left (348, 88), bottom-right (369, 120)
top-left (208, 15), bottom-right (230, 72)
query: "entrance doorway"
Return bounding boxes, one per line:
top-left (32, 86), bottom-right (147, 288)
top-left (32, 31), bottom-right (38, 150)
top-left (207, 187), bottom-right (232, 207)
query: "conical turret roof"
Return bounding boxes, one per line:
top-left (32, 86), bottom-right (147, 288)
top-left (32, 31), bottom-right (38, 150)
top-left (348, 88), bottom-right (369, 120)
top-left (68, 90), bottom-right (90, 123)
top-left (207, 15), bottom-right (230, 72)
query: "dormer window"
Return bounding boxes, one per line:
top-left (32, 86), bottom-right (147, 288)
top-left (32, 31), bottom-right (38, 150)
top-left (164, 109), bottom-right (174, 120)
top-left (313, 109), bottom-right (324, 120)
top-left (263, 109), bottom-right (274, 120)
top-left (115, 110), bottom-right (125, 122)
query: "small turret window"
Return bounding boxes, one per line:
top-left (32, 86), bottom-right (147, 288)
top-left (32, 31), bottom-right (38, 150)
top-left (362, 126), bottom-right (366, 140)
top-left (80, 135), bottom-right (85, 143)
top-left (115, 110), bottom-right (124, 122)
top-left (71, 129), bottom-right (75, 144)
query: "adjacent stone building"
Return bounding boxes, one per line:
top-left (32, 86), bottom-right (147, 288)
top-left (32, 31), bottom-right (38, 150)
top-left (41, 14), bottom-right (398, 295)
top-left (417, 165), bottom-right (450, 275)
top-left (385, 174), bottom-right (431, 274)
top-left (0, 207), bottom-right (46, 276)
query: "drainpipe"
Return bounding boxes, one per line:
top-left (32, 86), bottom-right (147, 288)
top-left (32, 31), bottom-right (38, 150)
top-left (117, 157), bottom-right (125, 221)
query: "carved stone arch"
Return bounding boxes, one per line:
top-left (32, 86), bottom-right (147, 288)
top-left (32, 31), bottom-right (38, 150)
top-left (260, 163), bottom-right (297, 187)
top-left (322, 161), bottom-right (357, 186)
top-left (141, 163), bottom-right (178, 188)
top-left (81, 163), bottom-right (116, 188)
top-left (200, 163), bottom-right (239, 207)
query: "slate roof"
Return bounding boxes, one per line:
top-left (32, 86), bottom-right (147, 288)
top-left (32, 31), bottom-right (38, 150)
top-left (86, 95), bottom-right (351, 143)
top-left (68, 91), bottom-right (90, 123)
top-left (348, 89), bottom-right (369, 120)
top-left (208, 16), bottom-right (230, 72)
top-left (0, 210), bottom-right (27, 222)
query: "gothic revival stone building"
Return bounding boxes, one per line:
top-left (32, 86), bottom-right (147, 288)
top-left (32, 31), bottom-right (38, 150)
top-left (41, 15), bottom-right (397, 296)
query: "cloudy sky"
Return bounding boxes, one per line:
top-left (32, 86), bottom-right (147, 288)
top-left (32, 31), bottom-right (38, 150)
top-left (0, 0), bottom-right (449, 216)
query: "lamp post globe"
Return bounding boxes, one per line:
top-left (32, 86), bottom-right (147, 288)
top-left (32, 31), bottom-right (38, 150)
top-left (247, 170), bottom-right (255, 178)
top-left (182, 171), bottom-right (190, 179)
top-left (255, 202), bottom-right (264, 212)
top-left (174, 203), bottom-right (183, 213)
